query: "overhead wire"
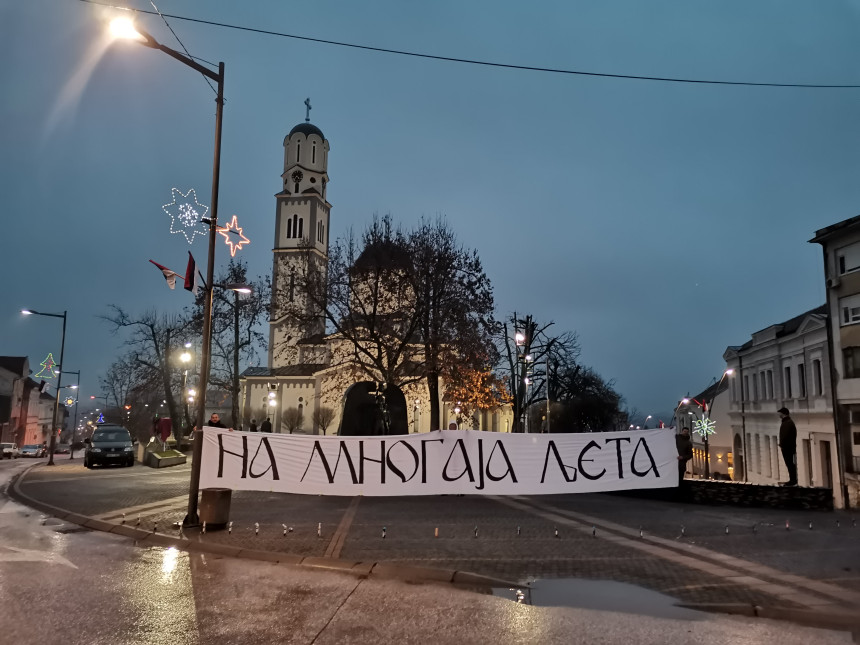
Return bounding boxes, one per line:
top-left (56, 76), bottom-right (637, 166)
top-left (82, 0), bottom-right (860, 89)
top-left (148, 0), bottom-right (216, 93)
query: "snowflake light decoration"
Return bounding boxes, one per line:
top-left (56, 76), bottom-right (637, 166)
top-left (162, 188), bottom-right (209, 244)
top-left (693, 417), bottom-right (716, 437)
top-left (217, 214), bottom-right (250, 257)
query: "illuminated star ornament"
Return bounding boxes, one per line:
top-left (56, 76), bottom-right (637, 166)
top-left (217, 215), bottom-right (250, 257)
top-left (162, 188), bottom-right (209, 244)
top-left (64, 397), bottom-right (76, 407)
top-left (35, 353), bottom-right (57, 378)
top-left (693, 417), bottom-right (716, 437)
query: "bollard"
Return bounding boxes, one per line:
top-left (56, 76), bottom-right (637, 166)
top-left (434, 527), bottom-right (439, 538)
top-left (753, 524), bottom-right (757, 534)
top-left (228, 521), bottom-right (233, 535)
top-left (382, 526), bottom-right (387, 539)
top-left (153, 521), bottom-right (157, 533)
top-left (317, 522), bottom-right (321, 538)
top-left (137, 514), bottom-right (141, 527)
top-left (474, 525), bottom-right (478, 539)
top-left (283, 524), bottom-right (287, 536)
top-left (202, 521), bottom-right (207, 535)
top-left (517, 526), bottom-right (521, 537)
top-left (592, 526), bottom-right (596, 538)
top-left (681, 525), bottom-right (685, 537)
top-left (554, 526), bottom-right (559, 538)
top-left (255, 522), bottom-right (259, 536)
top-left (809, 521), bottom-right (813, 530)
top-left (725, 525), bottom-right (729, 535)
top-left (639, 526), bottom-right (643, 538)
top-left (122, 513), bottom-right (126, 525)
top-left (289, 526), bottom-right (293, 533)
top-left (837, 520), bottom-right (840, 529)
top-left (786, 519), bottom-right (790, 530)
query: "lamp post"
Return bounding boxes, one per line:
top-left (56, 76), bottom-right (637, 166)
top-left (57, 369), bottom-right (80, 458)
top-left (110, 18), bottom-right (225, 527)
top-left (22, 309), bottom-right (66, 466)
top-left (216, 283), bottom-right (252, 429)
top-left (180, 346), bottom-right (193, 435)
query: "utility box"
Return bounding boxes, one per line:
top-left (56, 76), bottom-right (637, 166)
top-left (199, 487), bottom-right (232, 528)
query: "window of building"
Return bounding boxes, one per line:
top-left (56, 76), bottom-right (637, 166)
top-left (783, 366), bottom-right (792, 399)
top-left (844, 347), bottom-right (860, 379)
top-left (312, 143), bottom-right (316, 164)
top-left (297, 217), bottom-right (303, 238)
top-left (840, 294), bottom-right (860, 326)
top-left (813, 359), bottom-right (823, 395)
top-left (296, 143), bottom-right (301, 162)
top-left (837, 241), bottom-right (860, 275)
top-left (766, 370), bottom-right (774, 399)
top-left (798, 363), bottom-right (806, 398)
top-left (744, 375), bottom-right (750, 401)
top-left (853, 432), bottom-right (860, 446)
top-left (760, 373), bottom-right (767, 399)
top-left (286, 218), bottom-right (292, 238)
top-left (754, 434), bottom-right (761, 474)
top-left (752, 374), bottom-right (758, 400)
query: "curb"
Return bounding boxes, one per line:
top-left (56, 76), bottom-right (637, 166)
top-left (9, 465), bottom-right (521, 591)
top-left (677, 603), bottom-right (860, 632)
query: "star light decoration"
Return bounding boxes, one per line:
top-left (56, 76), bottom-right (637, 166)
top-left (162, 188), bottom-right (209, 244)
top-left (217, 215), bottom-right (250, 257)
top-left (693, 417), bottom-right (716, 438)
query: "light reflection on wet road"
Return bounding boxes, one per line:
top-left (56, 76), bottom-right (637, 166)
top-left (0, 461), bottom-right (855, 644)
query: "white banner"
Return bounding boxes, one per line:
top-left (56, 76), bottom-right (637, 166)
top-left (199, 428), bottom-right (678, 496)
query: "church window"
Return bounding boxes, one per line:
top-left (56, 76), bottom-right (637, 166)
top-left (298, 217), bottom-right (304, 238)
top-left (295, 182), bottom-right (300, 193)
top-left (296, 143), bottom-right (301, 162)
top-left (292, 214), bottom-right (298, 238)
top-left (286, 218), bottom-right (292, 238)
top-left (312, 143), bottom-right (316, 164)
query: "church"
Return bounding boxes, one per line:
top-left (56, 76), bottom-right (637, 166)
top-left (239, 112), bottom-right (513, 435)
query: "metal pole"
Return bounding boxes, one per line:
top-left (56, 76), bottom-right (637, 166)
top-left (47, 312), bottom-right (67, 466)
top-left (184, 62), bottom-right (225, 527)
top-left (233, 289), bottom-right (240, 429)
top-left (69, 371), bottom-right (80, 460)
top-left (739, 354), bottom-right (748, 482)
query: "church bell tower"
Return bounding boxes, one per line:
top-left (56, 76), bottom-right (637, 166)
top-left (269, 100), bottom-right (330, 367)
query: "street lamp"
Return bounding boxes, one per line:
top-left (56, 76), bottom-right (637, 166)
top-left (21, 309), bottom-right (66, 466)
top-left (215, 282), bottom-right (253, 430)
top-left (57, 368), bottom-right (80, 458)
top-left (110, 17), bottom-right (225, 527)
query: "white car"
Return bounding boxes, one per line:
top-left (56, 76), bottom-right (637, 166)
top-left (1, 443), bottom-right (20, 459)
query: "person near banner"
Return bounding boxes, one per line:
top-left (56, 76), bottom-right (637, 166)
top-left (777, 407), bottom-right (798, 486)
top-left (207, 413), bottom-right (227, 429)
top-left (260, 417), bottom-right (273, 433)
top-left (675, 427), bottom-right (693, 484)
top-left (249, 419), bottom-right (258, 432)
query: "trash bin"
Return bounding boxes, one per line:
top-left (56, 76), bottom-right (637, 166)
top-left (199, 487), bottom-right (232, 528)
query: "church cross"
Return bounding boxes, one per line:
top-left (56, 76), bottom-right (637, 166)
top-left (304, 97), bottom-right (312, 123)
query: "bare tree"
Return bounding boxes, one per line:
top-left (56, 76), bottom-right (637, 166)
top-left (101, 307), bottom-right (193, 438)
top-left (312, 406), bottom-right (335, 435)
top-left (191, 259), bottom-right (270, 428)
top-left (282, 406), bottom-right (304, 434)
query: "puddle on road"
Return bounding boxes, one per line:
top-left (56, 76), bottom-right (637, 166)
top-left (494, 578), bottom-right (705, 621)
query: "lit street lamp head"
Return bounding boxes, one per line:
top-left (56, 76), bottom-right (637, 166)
top-left (108, 18), bottom-right (155, 47)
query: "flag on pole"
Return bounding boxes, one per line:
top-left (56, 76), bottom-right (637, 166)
top-left (149, 260), bottom-right (183, 290)
top-left (184, 252), bottom-right (199, 295)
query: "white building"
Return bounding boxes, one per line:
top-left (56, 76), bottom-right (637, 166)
top-left (240, 115), bottom-right (512, 435)
top-left (723, 306), bottom-right (844, 506)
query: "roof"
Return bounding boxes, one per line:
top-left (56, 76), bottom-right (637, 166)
top-left (0, 357), bottom-right (27, 376)
top-left (731, 304), bottom-right (827, 351)
top-left (809, 215), bottom-right (860, 244)
top-left (289, 122), bottom-right (325, 139)
top-left (691, 377), bottom-right (730, 405)
top-left (242, 364), bottom-right (327, 378)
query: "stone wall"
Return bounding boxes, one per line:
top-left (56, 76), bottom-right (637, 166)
top-left (612, 480), bottom-right (833, 511)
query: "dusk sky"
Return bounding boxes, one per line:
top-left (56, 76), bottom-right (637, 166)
top-left (4, 0), bottom-right (860, 420)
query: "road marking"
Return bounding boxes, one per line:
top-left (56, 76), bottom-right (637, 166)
top-left (495, 496), bottom-right (859, 611)
top-left (0, 546), bottom-right (77, 569)
top-left (325, 497), bottom-right (361, 559)
top-left (94, 495), bottom-right (188, 521)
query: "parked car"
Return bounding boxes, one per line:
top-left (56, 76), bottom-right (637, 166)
top-left (84, 425), bottom-right (134, 468)
top-left (20, 444), bottom-right (45, 458)
top-left (1, 443), bottom-right (20, 459)
top-left (54, 444), bottom-right (70, 454)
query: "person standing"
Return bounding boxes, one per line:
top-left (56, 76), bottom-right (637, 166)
top-left (260, 417), bottom-right (273, 433)
top-left (676, 427), bottom-right (693, 484)
top-left (207, 413), bottom-right (226, 429)
top-left (249, 419), bottom-right (258, 432)
top-left (778, 407), bottom-right (798, 486)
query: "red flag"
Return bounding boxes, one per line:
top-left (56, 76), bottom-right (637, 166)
top-left (184, 252), bottom-right (199, 295)
top-left (149, 260), bottom-right (183, 290)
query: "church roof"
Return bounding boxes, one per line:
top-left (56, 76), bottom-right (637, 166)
top-left (242, 364), bottom-right (327, 378)
top-left (289, 122), bottom-right (325, 139)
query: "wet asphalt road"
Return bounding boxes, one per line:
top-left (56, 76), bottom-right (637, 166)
top-left (1, 459), bottom-right (856, 644)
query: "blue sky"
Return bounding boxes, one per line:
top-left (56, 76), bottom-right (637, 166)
top-left (3, 0), bottom-right (860, 418)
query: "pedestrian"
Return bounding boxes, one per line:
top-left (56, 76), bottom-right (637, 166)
top-left (260, 417), bottom-right (272, 433)
top-left (675, 427), bottom-right (693, 484)
top-left (777, 407), bottom-right (798, 486)
top-left (207, 413), bottom-right (227, 429)
top-left (249, 418), bottom-right (258, 432)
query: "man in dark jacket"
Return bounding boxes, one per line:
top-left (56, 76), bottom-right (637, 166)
top-left (260, 417), bottom-right (273, 433)
top-left (676, 427), bottom-right (693, 484)
top-left (778, 407), bottom-right (798, 486)
top-left (207, 413), bottom-right (227, 429)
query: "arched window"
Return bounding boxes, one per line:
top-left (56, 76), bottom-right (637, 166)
top-left (298, 217), bottom-right (303, 239)
top-left (296, 143), bottom-right (301, 163)
top-left (312, 143), bottom-right (316, 164)
top-left (292, 214), bottom-right (298, 238)
top-left (286, 218), bottom-right (292, 238)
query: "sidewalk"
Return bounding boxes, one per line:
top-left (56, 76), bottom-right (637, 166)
top-left (12, 461), bottom-right (860, 631)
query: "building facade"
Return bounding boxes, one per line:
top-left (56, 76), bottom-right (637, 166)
top-left (722, 306), bottom-right (843, 506)
top-left (811, 216), bottom-right (860, 507)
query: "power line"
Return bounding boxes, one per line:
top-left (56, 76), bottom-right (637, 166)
top-left (82, 0), bottom-right (860, 89)
top-left (148, 1), bottom-right (216, 93)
